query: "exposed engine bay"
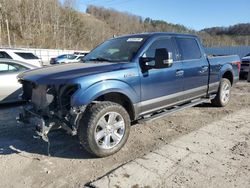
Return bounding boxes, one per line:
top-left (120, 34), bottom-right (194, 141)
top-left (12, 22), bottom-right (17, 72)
top-left (17, 80), bottom-right (85, 143)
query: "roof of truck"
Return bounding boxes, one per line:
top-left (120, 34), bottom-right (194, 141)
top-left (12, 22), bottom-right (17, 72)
top-left (117, 32), bottom-right (198, 39)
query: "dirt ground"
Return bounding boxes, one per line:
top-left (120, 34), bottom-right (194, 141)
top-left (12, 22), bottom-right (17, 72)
top-left (0, 81), bottom-right (249, 188)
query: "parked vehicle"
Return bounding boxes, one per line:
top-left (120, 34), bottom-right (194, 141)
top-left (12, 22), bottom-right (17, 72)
top-left (50, 54), bottom-right (86, 65)
top-left (17, 32), bottom-right (240, 157)
top-left (240, 53), bottom-right (250, 79)
top-left (0, 49), bottom-right (43, 67)
top-left (0, 59), bottom-right (39, 104)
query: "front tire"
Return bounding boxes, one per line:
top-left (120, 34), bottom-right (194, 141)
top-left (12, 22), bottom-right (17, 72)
top-left (78, 102), bottom-right (130, 157)
top-left (211, 78), bottom-right (232, 107)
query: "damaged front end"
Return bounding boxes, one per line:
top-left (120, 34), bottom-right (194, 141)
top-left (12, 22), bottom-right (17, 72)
top-left (17, 80), bottom-right (85, 142)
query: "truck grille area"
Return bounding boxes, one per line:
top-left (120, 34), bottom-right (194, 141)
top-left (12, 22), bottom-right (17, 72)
top-left (21, 81), bottom-right (79, 116)
top-left (22, 80), bottom-right (34, 100)
top-left (31, 85), bottom-right (54, 110)
top-left (21, 81), bottom-right (56, 112)
top-left (59, 85), bottom-right (79, 112)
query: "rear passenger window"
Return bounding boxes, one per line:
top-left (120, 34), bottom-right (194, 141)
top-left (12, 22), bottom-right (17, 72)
top-left (0, 51), bottom-right (12, 59)
top-left (176, 38), bottom-right (201, 60)
top-left (0, 63), bottom-right (18, 73)
top-left (0, 63), bottom-right (28, 73)
top-left (14, 52), bottom-right (39, 59)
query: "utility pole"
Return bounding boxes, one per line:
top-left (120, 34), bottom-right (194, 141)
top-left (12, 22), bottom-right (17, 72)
top-left (0, 20), bottom-right (2, 46)
top-left (63, 25), bottom-right (66, 49)
top-left (0, 3), bottom-right (2, 47)
top-left (6, 19), bottom-right (11, 47)
top-left (13, 33), bottom-right (16, 47)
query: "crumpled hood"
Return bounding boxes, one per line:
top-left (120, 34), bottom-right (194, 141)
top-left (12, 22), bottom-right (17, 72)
top-left (18, 62), bottom-right (123, 84)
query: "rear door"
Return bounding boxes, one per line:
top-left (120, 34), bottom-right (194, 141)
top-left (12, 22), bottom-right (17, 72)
top-left (175, 37), bottom-right (209, 100)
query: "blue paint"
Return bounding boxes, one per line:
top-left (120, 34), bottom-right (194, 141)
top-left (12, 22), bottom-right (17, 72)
top-left (19, 33), bottom-right (240, 119)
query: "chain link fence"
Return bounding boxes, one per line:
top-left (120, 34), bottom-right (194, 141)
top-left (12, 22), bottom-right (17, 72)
top-left (0, 46), bottom-right (89, 65)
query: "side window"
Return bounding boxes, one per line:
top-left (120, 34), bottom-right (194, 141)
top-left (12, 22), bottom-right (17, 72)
top-left (0, 63), bottom-right (18, 73)
top-left (8, 65), bottom-right (17, 71)
top-left (15, 64), bottom-right (28, 71)
top-left (143, 38), bottom-right (175, 66)
top-left (0, 63), bottom-right (9, 72)
top-left (0, 51), bottom-right (12, 59)
top-left (176, 38), bottom-right (201, 60)
top-left (14, 52), bottom-right (39, 59)
top-left (0, 63), bottom-right (28, 73)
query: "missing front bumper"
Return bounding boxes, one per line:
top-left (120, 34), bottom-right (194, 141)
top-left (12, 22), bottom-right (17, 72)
top-left (17, 104), bottom-right (84, 143)
top-left (16, 105), bottom-right (58, 142)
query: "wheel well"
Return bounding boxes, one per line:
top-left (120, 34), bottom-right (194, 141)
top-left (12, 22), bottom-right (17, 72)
top-left (222, 71), bottom-right (233, 85)
top-left (94, 92), bottom-right (135, 121)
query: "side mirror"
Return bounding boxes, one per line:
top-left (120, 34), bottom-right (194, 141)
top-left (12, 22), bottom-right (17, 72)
top-left (155, 48), bottom-right (173, 69)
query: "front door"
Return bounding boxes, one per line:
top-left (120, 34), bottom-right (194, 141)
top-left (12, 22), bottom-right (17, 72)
top-left (139, 37), bottom-right (184, 115)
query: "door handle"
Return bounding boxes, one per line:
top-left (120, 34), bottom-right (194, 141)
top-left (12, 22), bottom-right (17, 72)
top-left (199, 66), bottom-right (208, 73)
top-left (176, 69), bottom-right (184, 76)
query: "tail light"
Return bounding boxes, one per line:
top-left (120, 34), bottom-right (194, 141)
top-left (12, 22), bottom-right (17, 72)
top-left (233, 61), bottom-right (241, 73)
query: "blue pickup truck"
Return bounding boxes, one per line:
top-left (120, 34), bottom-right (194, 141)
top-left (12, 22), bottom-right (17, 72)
top-left (17, 32), bottom-right (240, 157)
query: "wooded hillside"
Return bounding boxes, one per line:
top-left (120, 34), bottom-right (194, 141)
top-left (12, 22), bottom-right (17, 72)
top-left (0, 0), bottom-right (249, 50)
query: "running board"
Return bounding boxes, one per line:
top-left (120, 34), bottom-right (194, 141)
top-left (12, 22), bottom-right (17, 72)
top-left (138, 98), bottom-right (211, 123)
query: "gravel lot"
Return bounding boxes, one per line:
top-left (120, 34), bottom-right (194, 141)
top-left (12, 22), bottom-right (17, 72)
top-left (0, 81), bottom-right (249, 188)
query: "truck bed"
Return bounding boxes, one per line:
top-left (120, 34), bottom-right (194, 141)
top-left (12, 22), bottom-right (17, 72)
top-left (207, 55), bottom-right (240, 90)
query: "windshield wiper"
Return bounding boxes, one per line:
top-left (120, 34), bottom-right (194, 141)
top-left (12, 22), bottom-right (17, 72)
top-left (88, 57), bottom-right (113, 62)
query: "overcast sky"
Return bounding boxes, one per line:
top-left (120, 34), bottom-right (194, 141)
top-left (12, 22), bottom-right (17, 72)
top-left (63, 0), bottom-right (250, 31)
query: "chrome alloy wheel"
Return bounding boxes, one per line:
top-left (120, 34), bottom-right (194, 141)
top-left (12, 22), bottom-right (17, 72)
top-left (94, 112), bottom-right (125, 149)
top-left (221, 82), bottom-right (230, 104)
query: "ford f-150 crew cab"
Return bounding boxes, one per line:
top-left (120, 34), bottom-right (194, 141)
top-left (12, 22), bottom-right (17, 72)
top-left (17, 32), bottom-right (240, 157)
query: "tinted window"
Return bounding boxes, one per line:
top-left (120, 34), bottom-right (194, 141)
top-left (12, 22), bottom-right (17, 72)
top-left (0, 51), bottom-right (12, 59)
top-left (176, 38), bottom-right (201, 60)
top-left (14, 52), bottom-right (39, 59)
top-left (143, 38), bottom-right (175, 66)
top-left (0, 63), bottom-right (28, 73)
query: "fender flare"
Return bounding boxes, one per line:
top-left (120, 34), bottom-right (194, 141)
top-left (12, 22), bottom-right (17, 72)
top-left (71, 80), bottom-right (139, 107)
top-left (219, 64), bottom-right (234, 84)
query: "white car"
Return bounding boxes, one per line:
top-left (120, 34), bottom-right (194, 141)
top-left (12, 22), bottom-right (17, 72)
top-left (0, 59), bottom-right (39, 104)
top-left (0, 49), bottom-right (43, 67)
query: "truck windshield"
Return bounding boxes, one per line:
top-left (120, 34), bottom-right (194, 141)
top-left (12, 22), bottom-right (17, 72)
top-left (83, 36), bottom-right (147, 62)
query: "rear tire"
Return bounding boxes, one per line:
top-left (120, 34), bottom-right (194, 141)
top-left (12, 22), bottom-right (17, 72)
top-left (211, 78), bottom-right (231, 107)
top-left (78, 102), bottom-right (130, 157)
